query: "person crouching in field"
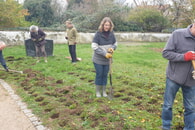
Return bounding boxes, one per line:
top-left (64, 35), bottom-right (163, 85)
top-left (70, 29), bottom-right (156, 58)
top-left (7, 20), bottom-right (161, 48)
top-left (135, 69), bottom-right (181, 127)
top-left (65, 20), bottom-right (79, 64)
top-left (29, 25), bottom-right (47, 63)
top-left (91, 17), bottom-right (117, 97)
top-left (0, 41), bottom-right (8, 72)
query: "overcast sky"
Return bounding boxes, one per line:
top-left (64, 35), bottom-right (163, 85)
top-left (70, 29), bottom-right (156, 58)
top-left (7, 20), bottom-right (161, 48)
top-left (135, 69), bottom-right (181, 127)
top-left (124, 0), bottom-right (133, 5)
top-left (124, 0), bottom-right (152, 5)
top-left (124, 0), bottom-right (172, 5)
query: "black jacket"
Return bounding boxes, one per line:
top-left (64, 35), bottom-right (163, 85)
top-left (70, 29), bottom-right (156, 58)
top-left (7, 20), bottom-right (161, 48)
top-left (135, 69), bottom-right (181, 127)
top-left (30, 29), bottom-right (46, 47)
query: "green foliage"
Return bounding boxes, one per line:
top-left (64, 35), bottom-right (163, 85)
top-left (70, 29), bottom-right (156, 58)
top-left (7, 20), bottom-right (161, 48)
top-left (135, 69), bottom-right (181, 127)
top-left (67, 0), bottom-right (84, 8)
top-left (23, 0), bottom-right (54, 27)
top-left (0, 0), bottom-right (31, 28)
top-left (128, 6), bottom-right (170, 32)
top-left (65, 4), bottom-right (131, 32)
top-left (65, 11), bottom-right (99, 32)
top-left (0, 0), bottom-right (172, 32)
top-left (114, 20), bottom-right (143, 32)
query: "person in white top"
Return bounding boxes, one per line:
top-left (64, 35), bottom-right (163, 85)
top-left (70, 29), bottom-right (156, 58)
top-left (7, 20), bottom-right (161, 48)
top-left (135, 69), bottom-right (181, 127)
top-left (0, 41), bottom-right (8, 72)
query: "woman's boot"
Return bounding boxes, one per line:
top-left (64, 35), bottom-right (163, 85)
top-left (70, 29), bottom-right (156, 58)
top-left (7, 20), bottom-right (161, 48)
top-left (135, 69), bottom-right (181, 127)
top-left (102, 86), bottom-right (107, 97)
top-left (96, 85), bottom-right (101, 97)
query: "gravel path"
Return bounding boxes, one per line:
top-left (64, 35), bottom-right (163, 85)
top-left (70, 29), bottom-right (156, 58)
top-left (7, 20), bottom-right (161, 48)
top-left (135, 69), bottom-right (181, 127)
top-left (0, 79), bottom-right (48, 130)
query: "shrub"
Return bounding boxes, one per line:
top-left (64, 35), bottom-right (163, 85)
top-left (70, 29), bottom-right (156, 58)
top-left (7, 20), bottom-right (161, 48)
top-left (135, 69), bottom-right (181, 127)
top-left (128, 6), bottom-right (170, 32)
top-left (24, 0), bottom-right (54, 27)
top-left (64, 4), bottom-right (131, 32)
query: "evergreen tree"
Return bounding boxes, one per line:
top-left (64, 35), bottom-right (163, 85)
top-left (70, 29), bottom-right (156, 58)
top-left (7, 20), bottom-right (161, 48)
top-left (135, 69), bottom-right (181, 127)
top-left (24, 0), bottom-right (54, 27)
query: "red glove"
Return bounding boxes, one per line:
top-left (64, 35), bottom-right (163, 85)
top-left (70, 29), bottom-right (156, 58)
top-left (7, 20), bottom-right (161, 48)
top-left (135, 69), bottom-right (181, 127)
top-left (184, 51), bottom-right (195, 61)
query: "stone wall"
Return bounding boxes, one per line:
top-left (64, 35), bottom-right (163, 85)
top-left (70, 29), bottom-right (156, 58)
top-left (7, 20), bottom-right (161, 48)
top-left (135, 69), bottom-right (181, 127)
top-left (0, 31), bottom-right (171, 45)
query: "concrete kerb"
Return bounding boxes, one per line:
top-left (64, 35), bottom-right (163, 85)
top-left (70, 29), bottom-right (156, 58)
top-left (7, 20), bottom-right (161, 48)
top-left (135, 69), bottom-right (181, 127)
top-left (0, 79), bottom-right (49, 130)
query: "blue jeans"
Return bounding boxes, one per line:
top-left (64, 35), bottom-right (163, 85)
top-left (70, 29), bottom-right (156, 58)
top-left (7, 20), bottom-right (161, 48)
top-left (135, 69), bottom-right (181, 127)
top-left (93, 63), bottom-right (109, 86)
top-left (162, 78), bottom-right (195, 130)
top-left (0, 50), bottom-right (7, 69)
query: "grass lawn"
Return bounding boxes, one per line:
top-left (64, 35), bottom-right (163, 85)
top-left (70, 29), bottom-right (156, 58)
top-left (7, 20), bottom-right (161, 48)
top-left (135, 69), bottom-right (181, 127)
top-left (0, 42), bottom-right (184, 130)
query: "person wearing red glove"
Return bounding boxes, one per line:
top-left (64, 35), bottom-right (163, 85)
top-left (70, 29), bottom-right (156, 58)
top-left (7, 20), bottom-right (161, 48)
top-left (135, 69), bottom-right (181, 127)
top-left (161, 23), bottom-right (195, 130)
top-left (184, 51), bottom-right (195, 61)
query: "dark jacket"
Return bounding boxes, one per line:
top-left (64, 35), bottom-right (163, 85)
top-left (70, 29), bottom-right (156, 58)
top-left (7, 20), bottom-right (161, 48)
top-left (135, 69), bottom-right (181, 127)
top-left (92, 31), bottom-right (117, 65)
top-left (162, 25), bottom-right (195, 87)
top-left (30, 29), bottom-right (46, 47)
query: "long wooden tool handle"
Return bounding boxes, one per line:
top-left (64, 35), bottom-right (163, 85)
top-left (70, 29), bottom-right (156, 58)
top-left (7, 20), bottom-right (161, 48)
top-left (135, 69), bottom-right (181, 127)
top-left (191, 60), bottom-right (195, 79)
top-left (192, 60), bottom-right (195, 70)
top-left (0, 68), bottom-right (23, 74)
top-left (109, 58), bottom-right (112, 74)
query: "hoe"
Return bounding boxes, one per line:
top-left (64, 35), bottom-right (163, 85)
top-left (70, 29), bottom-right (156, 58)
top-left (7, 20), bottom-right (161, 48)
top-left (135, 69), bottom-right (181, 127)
top-left (0, 68), bottom-right (23, 74)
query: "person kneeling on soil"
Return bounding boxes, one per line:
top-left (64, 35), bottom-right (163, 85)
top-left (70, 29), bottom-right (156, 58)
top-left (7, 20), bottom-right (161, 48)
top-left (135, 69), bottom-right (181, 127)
top-left (29, 25), bottom-right (47, 63)
top-left (0, 41), bottom-right (8, 72)
top-left (91, 17), bottom-right (117, 98)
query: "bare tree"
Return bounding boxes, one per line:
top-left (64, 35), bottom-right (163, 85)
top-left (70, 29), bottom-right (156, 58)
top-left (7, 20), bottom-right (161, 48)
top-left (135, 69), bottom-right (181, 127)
top-left (115, 0), bottom-right (127, 5)
top-left (179, 0), bottom-right (195, 23)
top-left (131, 0), bottom-right (192, 27)
top-left (133, 0), bottom-right (138, 7)
top-left (169, 0), bottom-right (195, 27)
top-left (51, 0), bottom-right (68, 17)
top-left (150, 0), bottom-right (195, 27)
